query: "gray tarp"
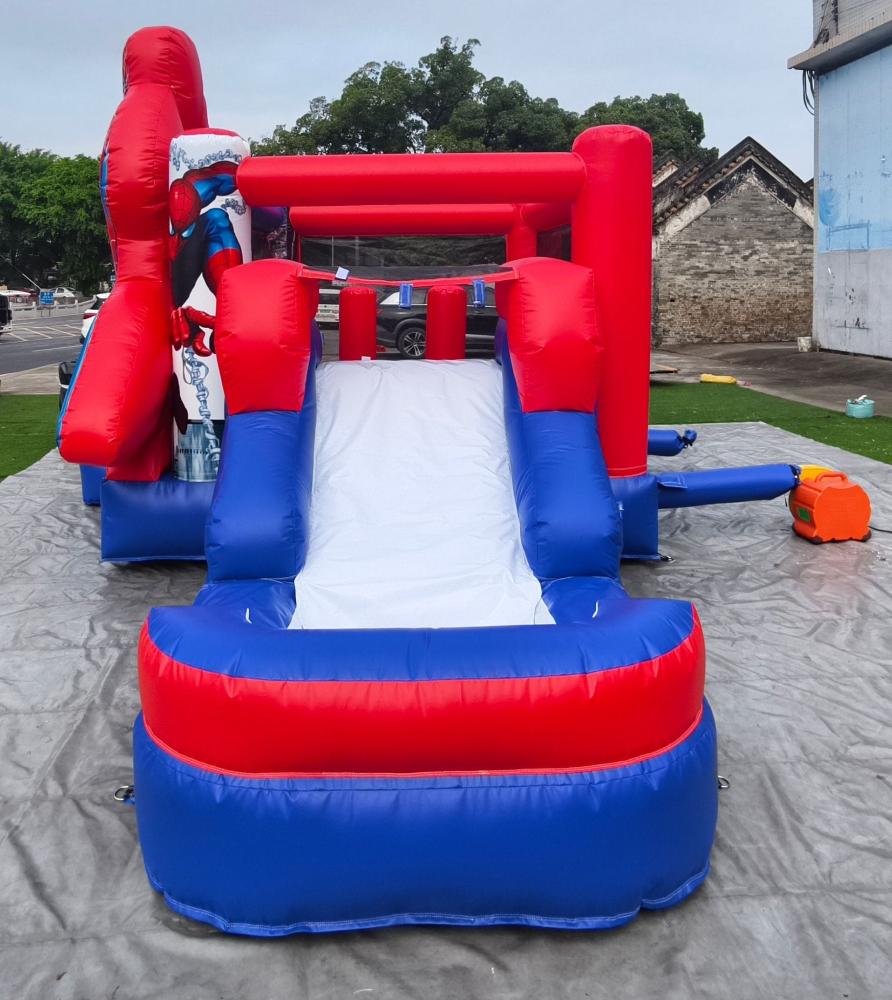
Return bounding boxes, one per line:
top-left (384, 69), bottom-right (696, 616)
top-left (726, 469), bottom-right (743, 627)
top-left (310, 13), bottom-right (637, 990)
top-left (0, 422), bottom-right (890, 999)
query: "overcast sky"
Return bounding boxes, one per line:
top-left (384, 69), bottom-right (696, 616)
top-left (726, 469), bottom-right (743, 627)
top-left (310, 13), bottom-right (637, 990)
top-left (4, 0), bottom-right (816, 178)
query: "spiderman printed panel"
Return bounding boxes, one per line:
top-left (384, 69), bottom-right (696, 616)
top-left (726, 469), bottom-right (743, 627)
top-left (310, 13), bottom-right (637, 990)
top-left (169, 132), bottom-right (251, 482)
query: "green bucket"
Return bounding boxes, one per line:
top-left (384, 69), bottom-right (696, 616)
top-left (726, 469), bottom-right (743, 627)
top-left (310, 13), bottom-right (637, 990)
top-left (846, 396), bottom-right (875, 419)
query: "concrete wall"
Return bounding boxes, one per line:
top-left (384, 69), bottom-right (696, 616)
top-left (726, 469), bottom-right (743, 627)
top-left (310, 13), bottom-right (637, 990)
top-left (814, 1), bottom-right (892, 36)
top-left (653, 174), bottom-right (814, 346)
top-left (815, 45), bottom-right (892, 356)
top-left (837, 1), bottom-right (892, 34)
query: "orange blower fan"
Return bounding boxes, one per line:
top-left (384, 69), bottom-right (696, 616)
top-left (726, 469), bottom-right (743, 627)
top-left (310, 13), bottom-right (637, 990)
top-left (791, 470), bottom-right (872, 543)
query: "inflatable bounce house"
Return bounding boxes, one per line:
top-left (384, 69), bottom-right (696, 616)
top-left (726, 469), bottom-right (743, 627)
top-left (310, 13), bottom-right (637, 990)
top-left (58, 27), bottom-right (815, 934)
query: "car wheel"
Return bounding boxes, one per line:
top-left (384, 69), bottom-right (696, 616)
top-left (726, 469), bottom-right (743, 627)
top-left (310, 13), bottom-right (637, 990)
top-left (396, 324), bottom-right (426, 358)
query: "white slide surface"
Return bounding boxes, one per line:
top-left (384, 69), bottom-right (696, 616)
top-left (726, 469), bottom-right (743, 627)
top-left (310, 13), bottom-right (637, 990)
top-left (290, 359), bottom-right (554, 629)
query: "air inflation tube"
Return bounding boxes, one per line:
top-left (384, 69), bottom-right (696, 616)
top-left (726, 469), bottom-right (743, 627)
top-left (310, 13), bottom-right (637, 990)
top-left (647, 428), bottom-right (697, 456)
top-left (657, 465), bottom-right (799, 509)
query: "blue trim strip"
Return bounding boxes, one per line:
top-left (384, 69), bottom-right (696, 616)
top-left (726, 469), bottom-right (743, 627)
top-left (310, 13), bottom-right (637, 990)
top-left (134, 703), bottom-right (717, 935)
top-left (146, 593), bottom-right (695, 683)
top-left (145, 864), bottom-right (710, 935)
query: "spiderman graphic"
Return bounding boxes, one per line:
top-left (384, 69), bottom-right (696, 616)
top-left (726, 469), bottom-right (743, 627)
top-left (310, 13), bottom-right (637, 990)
top-left (168, 159), bottom-right (243, 356)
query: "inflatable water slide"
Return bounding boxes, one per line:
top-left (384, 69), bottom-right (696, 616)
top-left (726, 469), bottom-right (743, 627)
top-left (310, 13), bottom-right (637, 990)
top-left (57, 27), bottom-right (807, 934)
top-left (133, 252), bottom-right (717, 934)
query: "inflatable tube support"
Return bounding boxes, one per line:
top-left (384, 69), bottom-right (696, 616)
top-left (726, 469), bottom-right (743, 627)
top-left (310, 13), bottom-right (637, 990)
top-left (657, 465), bottom-right (799, 509)
top-left (647, 429), bottom-right (697, 456)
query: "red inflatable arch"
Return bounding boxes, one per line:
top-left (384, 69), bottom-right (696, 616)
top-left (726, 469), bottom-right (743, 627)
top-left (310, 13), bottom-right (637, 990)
top-left (277, 129), bottom-right (652, 478)
top-left (60, 27), bottom-right (208, 481)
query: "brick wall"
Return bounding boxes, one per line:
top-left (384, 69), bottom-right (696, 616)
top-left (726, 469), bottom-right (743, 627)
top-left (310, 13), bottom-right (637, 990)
top-left (653, 174), bottom-right (814, 346)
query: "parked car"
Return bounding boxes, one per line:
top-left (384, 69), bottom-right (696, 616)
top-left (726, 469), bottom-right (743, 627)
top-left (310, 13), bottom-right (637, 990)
top-left (376, 285), bottom-right (499, 357)
top-left (51, 286), bottom-right (79, 305)
top-left (80, 293), bottom-right (110, 342)
top-left (0, 293), bottom-right (13, 334)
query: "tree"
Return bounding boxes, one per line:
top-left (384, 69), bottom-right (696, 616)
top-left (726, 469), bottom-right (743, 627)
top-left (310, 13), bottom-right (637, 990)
top-left (22, 154), bottom-right (109, 293)
top-left (325, 62), bottom-right (422, 153)
top-left (429, 78), bottom-right (578, 153)
top-left (0, 142), bottom-right (56, 288)
top-left (253, 37), bottom-right (488, 157)
top-left (253, 62), bottom-right (422, 156)
top-left (410, 37), bottom-right (483, 135)
top-left (253, 40), bottom-right (716, 165)
top-left (578, 94), bottom-right (717, 163)
top-left (251, 98), bottom-right (334, 157)
top-left (0, 143), bottom-right (109, 294)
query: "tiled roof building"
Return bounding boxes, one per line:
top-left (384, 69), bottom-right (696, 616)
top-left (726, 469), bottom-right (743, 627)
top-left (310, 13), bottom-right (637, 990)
top-left (652, 138), bottom-right (814, 346)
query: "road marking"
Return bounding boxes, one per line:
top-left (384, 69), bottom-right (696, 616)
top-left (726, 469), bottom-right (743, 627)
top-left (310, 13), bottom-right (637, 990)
top-left (1, 331), bottom-right (26, 341)
top-left (31, 345), bottom-right (78, 352)
top-left (4, 327), bottom-right (81, 340)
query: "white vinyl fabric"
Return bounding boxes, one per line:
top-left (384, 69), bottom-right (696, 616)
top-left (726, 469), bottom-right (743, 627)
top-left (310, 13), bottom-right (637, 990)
top-left (290, 359), bottom-right (554, 629)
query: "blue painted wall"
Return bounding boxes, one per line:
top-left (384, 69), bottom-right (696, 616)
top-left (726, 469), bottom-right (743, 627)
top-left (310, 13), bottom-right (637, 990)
top-left (818, 46), bottom-right (892, 253)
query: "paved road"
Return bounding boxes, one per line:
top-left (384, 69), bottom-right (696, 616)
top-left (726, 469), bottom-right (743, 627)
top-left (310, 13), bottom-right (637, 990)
top-left (0, 311), bottom-right (84, 375)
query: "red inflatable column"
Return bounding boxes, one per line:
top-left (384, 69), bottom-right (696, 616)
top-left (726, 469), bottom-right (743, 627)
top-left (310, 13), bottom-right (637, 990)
top-left (571, 126), bottom-right (652, 479)
top-left (338, 287), bottom-right (378, 360)
top-left (426, 285), bottom-right (467, 360)
top-left (505, 217), bottom-right (538, 261)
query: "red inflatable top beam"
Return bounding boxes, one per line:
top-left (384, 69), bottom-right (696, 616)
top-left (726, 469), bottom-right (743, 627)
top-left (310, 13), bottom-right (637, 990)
top-left (240, 152), bottom-right (584, 207)
top-left (289, 204), bottom-right (516, 237)
top-left (288, 202), bottom-right (572, 238)
top-left (520, 201), bottom-right (571, 232)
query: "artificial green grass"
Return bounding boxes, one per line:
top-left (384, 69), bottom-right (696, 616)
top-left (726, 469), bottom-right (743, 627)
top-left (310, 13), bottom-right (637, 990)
top-left (0, 394), bottom-right (59, 480)
top-left (650, 382), bottom-right (892, 465)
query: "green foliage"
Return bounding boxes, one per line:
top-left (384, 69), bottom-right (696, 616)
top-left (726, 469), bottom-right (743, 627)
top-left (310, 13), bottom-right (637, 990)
top-left (410, 37), bottom-right (483, 135)
top-left (0, 142), bottom-right (109, 295)
top-left (0, 142), bottom-right (56, 288)
top-left (579, 94), bottom-right (717, 163)
top-left (429, 78), bottom-right (578, 153)
top-left (22, 154), bottom-right (109, 294)
top-left (254, 37), bottom-right (714, 163)
top-left (254, 63), bottom-right (423, 156)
